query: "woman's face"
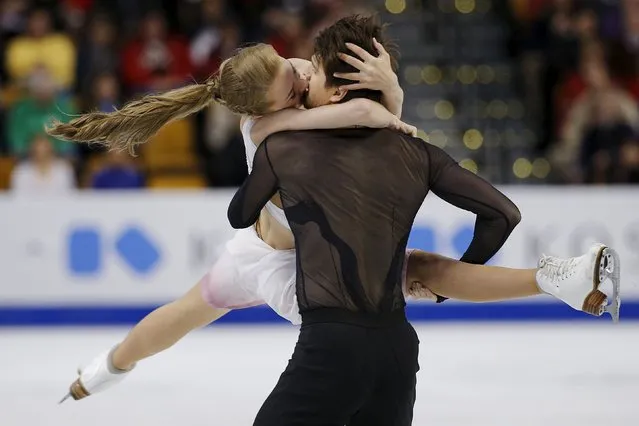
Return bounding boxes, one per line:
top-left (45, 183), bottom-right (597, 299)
top-left (265, 56), bottom-right (310, 112)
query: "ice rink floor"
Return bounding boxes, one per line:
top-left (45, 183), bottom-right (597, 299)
top-left (0, 323), bottom-right (636, 426)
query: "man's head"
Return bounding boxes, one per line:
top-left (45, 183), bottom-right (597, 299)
top-left (304, 15), bottom-right (397, 109)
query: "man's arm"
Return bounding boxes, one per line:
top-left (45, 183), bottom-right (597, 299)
top-left (420, 143), bottom-right (521, 303)
top-left (227, 140), bottom-right (279, 229)
top-left (425, 143), bottom-right (522, 265)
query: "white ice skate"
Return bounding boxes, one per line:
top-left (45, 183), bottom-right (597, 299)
top-left (536, 243), bottom-right (621, 322)
top-left (59, 346), bottom-right (134, 403)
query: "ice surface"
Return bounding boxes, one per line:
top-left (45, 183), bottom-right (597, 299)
top-left (0, 323), bottom-right (635, 426)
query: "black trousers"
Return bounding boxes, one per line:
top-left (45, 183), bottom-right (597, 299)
top-left (253, 309), bottom-right (420, 426)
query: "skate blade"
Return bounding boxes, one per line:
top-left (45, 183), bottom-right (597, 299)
top-left (58, 367), bottom-right (85, 404)
top-left (58, 378), bottom-right (91, 403)
top-left (582, 247), bottom-right (621, 323)
top-left (58, 392), bottom-right (71, 404)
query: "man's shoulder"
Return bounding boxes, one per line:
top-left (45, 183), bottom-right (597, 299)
top-left (268, 128), bottom-right (393, 141)
top-left (263, 128), bottom-right (425, 147)
top-left (265, 128), bottom-right (333, 138)
top-left (263, 130), bottom-right (303, 145)
top-left (262, 129), bottom-right (329, 147)
top-left (261, 131), bottom-right (306, 157)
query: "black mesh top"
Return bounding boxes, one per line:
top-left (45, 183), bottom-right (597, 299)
top-left (228, 128), bottom-right (521, 315)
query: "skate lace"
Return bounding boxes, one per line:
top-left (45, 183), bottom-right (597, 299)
top-left (539, 256), bottom-right (579, 283)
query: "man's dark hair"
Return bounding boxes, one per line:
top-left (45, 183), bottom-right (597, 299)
top-left (313, 15), bottom-right (398, 104)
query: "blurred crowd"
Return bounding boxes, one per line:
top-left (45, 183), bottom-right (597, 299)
top-left (3, 0), bottom-right (638, 196)
top-left (510, 0), bottom-right (639, 184)
top-left (0, 0), bottom-right (371, 195)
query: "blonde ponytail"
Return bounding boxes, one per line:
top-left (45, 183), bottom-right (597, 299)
top-left (46, 78), bottom-right (219, 155)
top-left (46, 43), bottom-right (282, 155)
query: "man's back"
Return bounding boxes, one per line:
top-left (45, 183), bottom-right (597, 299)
top-left (229, 127), bottom-right (519, 316)
top-left (230, 126), bottom-right (521, 318)
top-left (264, 128), bottom-right (432, 314)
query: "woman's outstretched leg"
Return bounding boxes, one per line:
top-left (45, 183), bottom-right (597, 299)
top-left (111, 281), bottom-right (229, 370)
top-left (62, 280), bottom-right (230, 402)
top-left (405, 243), bottom-right (621, 321)
top-left (405, 251), bottom-right (539, 302)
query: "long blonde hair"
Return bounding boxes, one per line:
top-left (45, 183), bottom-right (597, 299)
top-left (46, 44), bottom-right (281, 155)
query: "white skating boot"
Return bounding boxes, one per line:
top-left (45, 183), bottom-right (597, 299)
top-left (536, 243), bottom-right (621, 322)
top-left (59, 346), bottom-right (134, 403)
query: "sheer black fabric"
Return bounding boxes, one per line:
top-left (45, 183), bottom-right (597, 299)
top-left (228, 128), bottom-right (521, 315)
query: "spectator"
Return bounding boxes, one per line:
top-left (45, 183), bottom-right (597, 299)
top-left (554, 40), bottom-right (606, 133)
top-left (120, 10), bottom-right (192, 95)
top-left (535, 0), bottom-right (581, 150)
top-left (4, 7), bottom-right (76, 90)
top-left (10, 133), bottom-right (75, 194)
top-left (187, 0), bottom-right (243, 187)
top-left (60, 0), bottom-right (95, 35)
top-left (264, 10), bottom-right (307, 59)
top-left (74, 72), bottom-right (121, 163)
top-left (596, 0), bottom-right (623, 41)
top-left (229, 0), bottom-right (270, 41)
top-left (75, 14), bottom-right (119, 100)
top-left (551, 60), bottom-right (639, 182)
top-left (622, 0), bottom-right (639, 54)
top-left (616, 137), bottom-right (639, 182)
top-left (189, 0), bottom-right (240, 80)
top-left (0, 104), bottom-right (5, 154)
top-left (0, 0), bottom-right (29, 40)
top-left (7, 66), bottom-right (77, 158)
top-left (580, 92), bottom-right (636, 183)
top-left (90, 72), bottom-right (120, 113)
top-left (572, 7), bottom-right (599, 45)
top-left (90, 150), bottom-right (145, 190)
top-left (188, 0), bottom-right (225, 71)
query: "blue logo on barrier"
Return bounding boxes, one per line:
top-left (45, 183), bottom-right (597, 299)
top-left (407, 226), bottom-right (436, 252)
top-left (68, 228), bottom-right (102, 274)
top-left (408, 224), bottom-right (498, 263)
top-left (67, 226), bottom-right (161, 276)
top-left (115, 228), bottom-right (161, 274)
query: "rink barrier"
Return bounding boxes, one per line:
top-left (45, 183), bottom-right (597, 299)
top-left (0, 301), bottom-right (638, 326)
top-left (2, 188), bottom-right (638, 325)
